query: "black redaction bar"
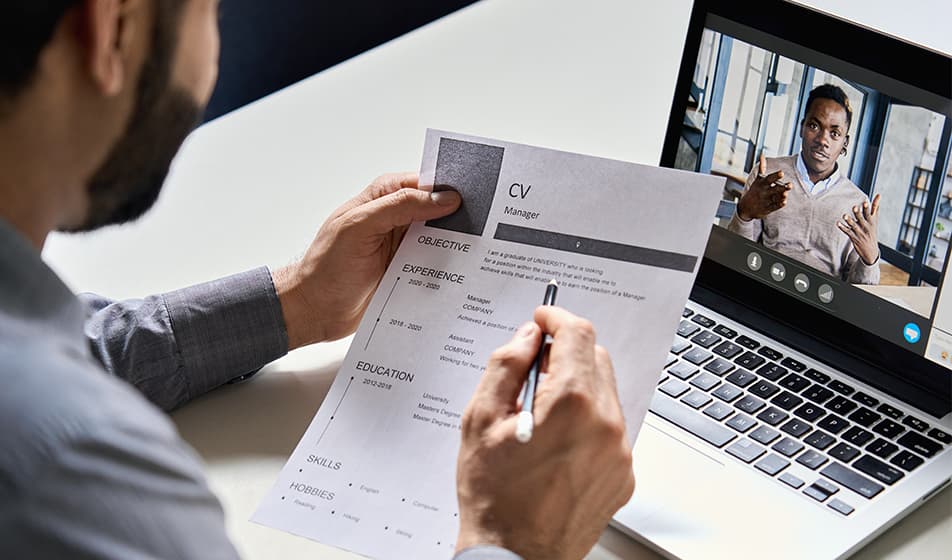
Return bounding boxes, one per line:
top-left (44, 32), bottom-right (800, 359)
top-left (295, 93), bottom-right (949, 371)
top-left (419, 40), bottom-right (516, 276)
top-left (494, 223), bottom-right (698, 272)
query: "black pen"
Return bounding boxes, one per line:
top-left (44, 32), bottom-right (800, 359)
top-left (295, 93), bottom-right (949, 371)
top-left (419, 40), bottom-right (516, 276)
top-left (515, 279), bottom-right (558, 443)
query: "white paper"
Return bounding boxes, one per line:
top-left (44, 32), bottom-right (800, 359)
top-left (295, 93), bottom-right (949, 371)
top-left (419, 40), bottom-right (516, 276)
top-left (253, 130), bottom-right (724, 559)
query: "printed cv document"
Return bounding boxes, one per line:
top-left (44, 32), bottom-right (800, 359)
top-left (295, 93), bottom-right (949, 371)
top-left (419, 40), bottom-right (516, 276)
top-left (253, 130), bottom-right (725, 559)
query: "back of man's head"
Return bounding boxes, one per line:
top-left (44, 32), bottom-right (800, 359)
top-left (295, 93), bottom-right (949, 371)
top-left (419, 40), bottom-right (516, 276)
top-left (805, 84), bottom-right (852, 127)
top-left (0, 2), bottom-right (77, 100)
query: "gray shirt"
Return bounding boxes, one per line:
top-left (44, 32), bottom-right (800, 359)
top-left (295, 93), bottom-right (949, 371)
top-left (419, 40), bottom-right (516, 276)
top-left (0, 219), bottom-right (520, 560)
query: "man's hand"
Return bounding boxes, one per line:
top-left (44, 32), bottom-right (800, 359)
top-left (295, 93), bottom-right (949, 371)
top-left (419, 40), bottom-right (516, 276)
top-left (837, 193), bottom-right (881, 266)
top-left (736, 154), bottom-right (793, 221)
top-left (455, 307), bottom-right (635, 560)
top-left (272, 173), bottom-right (460, 348)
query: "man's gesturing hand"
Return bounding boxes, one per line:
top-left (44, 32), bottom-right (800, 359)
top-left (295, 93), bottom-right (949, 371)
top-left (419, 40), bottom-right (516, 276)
top-left (837, 193), bottom-right (881, 266)
top-left (273, 173), bottom-right (460, 348)
top-left (737, 154), bottom-right (793, 221)
top-left (455, 306), bottom-right (635, 560)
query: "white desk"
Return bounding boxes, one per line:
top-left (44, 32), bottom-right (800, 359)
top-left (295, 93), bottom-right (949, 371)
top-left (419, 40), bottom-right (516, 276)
top-left (43, 0), bottom-right (950, 558)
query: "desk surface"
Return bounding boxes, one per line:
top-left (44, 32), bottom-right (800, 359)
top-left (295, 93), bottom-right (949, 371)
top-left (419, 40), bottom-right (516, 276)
top-left (42, 0), bottom-right (950, 558)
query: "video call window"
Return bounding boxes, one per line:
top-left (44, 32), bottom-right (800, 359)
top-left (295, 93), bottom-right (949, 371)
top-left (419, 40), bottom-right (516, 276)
top-left (677, 28), bottom-right (952, 319)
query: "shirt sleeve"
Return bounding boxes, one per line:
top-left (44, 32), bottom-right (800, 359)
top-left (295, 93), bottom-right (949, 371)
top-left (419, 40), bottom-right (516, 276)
top-left (454, 545), bottom-right (525, 560)
top-left (80, 267), bottom-right (289, 411)
top-left (846, 250), bottom-right (881, 285)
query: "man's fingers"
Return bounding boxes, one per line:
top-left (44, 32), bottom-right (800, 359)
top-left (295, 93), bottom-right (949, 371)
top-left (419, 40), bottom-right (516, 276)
top-left (837, 222), bottom-right (858, 242)
top-left (533, 306), bottom-right (597, 380)
top-left (332, 173), bottom-right (421, 219)
top-left (765, 170), bottom-right (785, 184)
top-left (472, 322), bottom-right (542, 417)
top-left (344, 186), bottom-right (461, 235)
top-left (759, 153), bottom-right (767, 176)
top-left (871, 193), bottom-right (881, 216)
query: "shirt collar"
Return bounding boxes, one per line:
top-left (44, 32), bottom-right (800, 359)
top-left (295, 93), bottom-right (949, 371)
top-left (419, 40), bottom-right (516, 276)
top-left (0, 217), bottom-right (86, 348)
top-left (796, 153), bottom-right (840, 194)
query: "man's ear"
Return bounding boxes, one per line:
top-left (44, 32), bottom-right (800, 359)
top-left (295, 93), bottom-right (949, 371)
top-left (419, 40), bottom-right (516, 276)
top-left (82, 0), bottom-right (139, 97)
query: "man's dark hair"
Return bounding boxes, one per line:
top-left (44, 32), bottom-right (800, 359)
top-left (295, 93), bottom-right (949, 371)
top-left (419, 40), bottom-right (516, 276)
top-left (804, 84), bottom-right (853, 128)
top-left (0, 2), bottom-right (78, 98)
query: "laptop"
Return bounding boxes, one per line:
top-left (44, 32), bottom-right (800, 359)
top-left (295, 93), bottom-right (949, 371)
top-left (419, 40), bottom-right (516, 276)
top-left (611, 1), bottom-right (952, 558)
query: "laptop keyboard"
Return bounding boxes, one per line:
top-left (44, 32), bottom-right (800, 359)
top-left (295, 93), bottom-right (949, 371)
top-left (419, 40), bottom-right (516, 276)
top-left (650, 303), bottom-right (950, 516)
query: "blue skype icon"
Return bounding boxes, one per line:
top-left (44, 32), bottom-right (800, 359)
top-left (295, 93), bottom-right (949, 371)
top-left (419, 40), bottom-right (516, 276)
top-left (903, 323), bottom-right (921, 344)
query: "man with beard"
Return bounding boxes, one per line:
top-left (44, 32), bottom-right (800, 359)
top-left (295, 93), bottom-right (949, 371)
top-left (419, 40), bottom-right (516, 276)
top-left (728, 84), bottom-right (882, 285)
top-left (0, 2), bottom-right (634, 559)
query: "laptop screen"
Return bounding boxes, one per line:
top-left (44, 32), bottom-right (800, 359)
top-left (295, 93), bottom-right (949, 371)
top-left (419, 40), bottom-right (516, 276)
top-left (661, 1), bottom-right (952, 409)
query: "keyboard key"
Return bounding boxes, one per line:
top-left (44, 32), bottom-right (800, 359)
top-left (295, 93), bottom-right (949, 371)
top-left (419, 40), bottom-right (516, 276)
top-left (749, 380), bottom-right (780, 399)
top-left (682, 308), bottom-right (694, 318)
top-left (854, 455), bottom-right (905, 485)
top-left (756, 363), bottom-right (788, 381)
top-left (726, 369), bottom-right (757, 388)
top-left (736, 351), bottom-right (766, 370)
top-left (691, 314), bottom-right (716, 328)
top-left (726, 438), bottom-right (766, 463)
top-left (828, 499), bottom-right (855, 516)
top-left (713, 341), bottom-right (744, 359)
top-left (796, 450), bottom-right (828, 470)
top-left (804, 368), bottom-right (832, 384)
top-left (876, 403), bottom-right (903, 419)
top-left (901, 416), bottom-right (929, 433)
top-left (813, 478), bottom-right (840, 497)
top-left (681, 390), bottom-right (713, 410)
top-left (804, 430), bottom-right (836, 450)
top-left (829, 442), bottom-right (861, 463)
top-left (828, 380), bottom-right (855, 396)
top-left (852, 392), bottom-right (879, 407)
top-left (690, 372), bottom-right (721, 392)
top-left (704, 358), bottom-right (735, 376)
top-left (703, 401), bottom-right (734, 421)
top-left (817, 414), bottom-right (850, 435)
top-left (668, 362), bottom-right (698, 380)
top-left (826, 396), bottom-right (857, 415)
top-left (677, 320), bottom-right (700, 338)
top-left (872, 419), bottom-right (905, 439)
top-left (683, 347), bottom-right (713, 365)
top-left (772, 437), bottom-right (805, 457)
top-left (793, 403), bottom-right (826, 422)
top-left (712, 384), bottom-right (743, 403)
top-left (755, 454), bottom-right (790, 476)
top-left (664, 354), bottom-right (678, 368)
top-left (734, 335), bottom-right (760, 350)
top-left (660, 379), bottom-right (690, 398)
top-left (779, 373), bottom-right (810, 393)
top-left (758, 346), bottom-right (783, 361)
top-left (804, 485), bottom-right (831, 502)
top-left (802, 384), bottom-right (835, 404)
top-left (842, 426), bottom-right (874, 446)
top-left (691, 331), bottom-right (722, 349)
top-left (736, 395), bottom-right (766, 414)
top-left (726, 413), bottom-right (758, 433)
top-left (820, 462), bottom-right (884, 499)
top-left (866, 438), bottom-right (899, 459)
top-left (649, 394), bottom-right (736, 448)
top-left (771, 391), bottom-right (803, 411)
top-left (671, 338), bottom-right (692, 354)
top-left (780, 418), bottom-right (812, 438)
top-left (779, 472), bottom-right (804, 489)
top-left (749, 425), bottom-right (781, 445)
top-left (757, 407), bottom-right (789, 426)
top-left (848, 407), bottom-right (881, 428)
top-left (713, 325), bottom-right (737, 339)
top-left (890, 450), bottom-right (925, 472)
top-left (928, 428), bottom-right (951, 445)
top-left (897, 432), bottom-right (943, 458)
top-left (780, 357), bottom-right (806, 372)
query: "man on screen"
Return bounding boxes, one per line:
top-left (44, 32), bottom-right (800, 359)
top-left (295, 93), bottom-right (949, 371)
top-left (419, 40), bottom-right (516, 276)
top-left (729, 84), bottom-right (881, 285)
